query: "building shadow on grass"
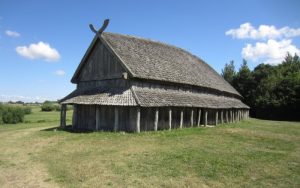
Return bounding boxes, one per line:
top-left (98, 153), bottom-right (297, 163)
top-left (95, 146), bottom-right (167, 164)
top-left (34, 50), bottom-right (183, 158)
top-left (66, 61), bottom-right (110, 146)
top-left (41, 125), bottom-right (94, 133)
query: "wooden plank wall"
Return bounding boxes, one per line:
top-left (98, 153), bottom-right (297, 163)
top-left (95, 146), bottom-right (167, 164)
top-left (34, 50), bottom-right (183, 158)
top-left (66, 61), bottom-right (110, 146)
top-left (76, 105), bottom-right (96, 130)
top-left (75, 105), bottom-right (248, 132)
top-left (78, 41), bottom-right (125, 82)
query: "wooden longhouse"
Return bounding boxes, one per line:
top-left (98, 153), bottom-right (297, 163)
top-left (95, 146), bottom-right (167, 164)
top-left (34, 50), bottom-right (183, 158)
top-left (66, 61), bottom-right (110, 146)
top-left (60, 20), bottom-right (249, 132)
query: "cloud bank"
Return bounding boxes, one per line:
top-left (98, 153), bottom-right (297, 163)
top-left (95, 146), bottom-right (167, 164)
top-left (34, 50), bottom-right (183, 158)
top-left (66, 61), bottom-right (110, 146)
top-left (0, 94), bottom-right (55, 103)
top-left (16, 41), bottom-right (60, 62)
top-left (226, 23), bottom-right (300, 64)
top-left (226, 22), bottom-right (300, 40)
top-left (5, 30), bottom-right (20, 37)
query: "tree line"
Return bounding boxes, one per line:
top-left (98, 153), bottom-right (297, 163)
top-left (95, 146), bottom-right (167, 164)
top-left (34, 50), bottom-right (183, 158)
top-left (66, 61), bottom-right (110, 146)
top-left (222, 53), bottom-right (300, 121)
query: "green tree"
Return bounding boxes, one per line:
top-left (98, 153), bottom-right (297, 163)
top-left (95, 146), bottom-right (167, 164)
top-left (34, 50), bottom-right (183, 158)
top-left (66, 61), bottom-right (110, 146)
top-left (221, 60), bottom-right (236, 84)
top-left (221, 53), bottom-right (300, 120)
top-left (232, 59), bottom-right (256, 106)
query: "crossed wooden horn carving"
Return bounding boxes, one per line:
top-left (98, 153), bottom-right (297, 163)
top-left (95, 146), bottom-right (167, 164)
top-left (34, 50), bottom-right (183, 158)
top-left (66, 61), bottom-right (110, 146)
top-left (89, 19), bottom-right (109, 37)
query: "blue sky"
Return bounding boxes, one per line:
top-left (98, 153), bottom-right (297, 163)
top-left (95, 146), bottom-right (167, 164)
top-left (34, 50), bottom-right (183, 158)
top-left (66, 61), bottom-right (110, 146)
top-left (0, 0), bottom-right (300, 102)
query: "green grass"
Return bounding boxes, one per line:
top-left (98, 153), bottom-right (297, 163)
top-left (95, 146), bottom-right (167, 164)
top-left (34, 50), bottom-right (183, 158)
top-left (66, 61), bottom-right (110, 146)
top-left (0, 108), bottom-right (299, 187)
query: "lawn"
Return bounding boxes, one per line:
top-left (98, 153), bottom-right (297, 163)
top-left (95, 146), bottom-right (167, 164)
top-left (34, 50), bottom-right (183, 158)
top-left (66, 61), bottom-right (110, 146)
top-left (0, 107), bottom-right (299, 188)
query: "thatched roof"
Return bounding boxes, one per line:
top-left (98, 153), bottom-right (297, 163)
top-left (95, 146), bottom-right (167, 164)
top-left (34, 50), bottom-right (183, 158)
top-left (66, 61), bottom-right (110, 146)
top-left (61, 86), bottom-right (249, 109)
top-left (101, 32), bottom-right (241, 97)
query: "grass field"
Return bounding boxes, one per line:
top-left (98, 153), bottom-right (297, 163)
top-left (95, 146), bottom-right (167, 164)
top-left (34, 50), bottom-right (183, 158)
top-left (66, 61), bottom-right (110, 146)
top-left (0, 106), bottom-right (299, 187)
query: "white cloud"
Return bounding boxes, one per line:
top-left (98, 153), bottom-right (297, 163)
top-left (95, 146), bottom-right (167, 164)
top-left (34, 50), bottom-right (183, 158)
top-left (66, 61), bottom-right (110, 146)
top-left (54, 69), bottom-right (65, 76)
top-left (242, 39), bottom-right (300, 64)
top-left (0, 94), bottom-right (55, 103)
top-left (226, 22), bottom-right (300, 40)
top-left (16, 41), bottom-right (60, 62)
top-left (5, 30), bottom-right (20, 37)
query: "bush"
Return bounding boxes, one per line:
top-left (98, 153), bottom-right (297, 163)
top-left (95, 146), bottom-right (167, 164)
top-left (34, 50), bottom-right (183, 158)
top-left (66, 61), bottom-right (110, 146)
top-left (1, 106), bottom-right (25, 124)
top-left (23, 107), bottom-right (32, 114)
top-left (41, 103), bottom-right (55, 111)
top-left (0, 104), bottom-right (31, 124)
top-left (41, 102), bottom-right (63, 112)
top-left (54, 104), bottom-right (61, 111)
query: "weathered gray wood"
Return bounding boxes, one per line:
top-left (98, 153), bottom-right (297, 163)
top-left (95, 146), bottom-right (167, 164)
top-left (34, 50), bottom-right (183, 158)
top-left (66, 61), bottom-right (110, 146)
top-left (72, 104), bottom-right (77, 129)
top-left (168, 108), bottom-right (172, 130)
top-left (154, 108), bottom-right (159, 131)
top-left (190, 109), bottom-right (194, 127)
top-left (96, 106), bottom-right (100, 131)
top-left (78, 40), bottom-right (125, 82)
top-left (197, 109), bottom-right (201, 127)
top-left (180, 110), bottom-right (183, 129)
top-left (226, 110), bottom-right (228, 123)
top-left (136, 107), bottom-right (140, 133)
top-left (204, 110), bottom-right (208, 126)
top-left (60, 104), bottom-right (66, 128)
top-left (114, 107), bottom-right (119, 131)
top-left (230, 110), bottom-right (233, 123)
top-left (215, 110), bottom-right (218, 125)
top-left (220, 110), bottom-right (223, 124)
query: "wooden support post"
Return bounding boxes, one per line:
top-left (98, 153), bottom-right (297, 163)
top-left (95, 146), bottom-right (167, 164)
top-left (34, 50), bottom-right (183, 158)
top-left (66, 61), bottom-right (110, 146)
top-left (180, 109), bottom-right (183, 129)
top-left (136, 107), bottom-right (140, 133)
top-left (226, 110), bottom-right (228, 123)
top-left (230, 110), bottom-right (233, 123)
top-left (241, 110), bottom-right (243, 120)
top-left (190, 109), bottom-right (194, 127)
top-left (242, 110), bottom-right (244, 119)
top-left (154, 108), bottom-right (159, 131)
top-left (197, 109), bottom-right (201, 127)
top-left (96, 106), bottom-right (100, 131)
top-left (204, 110), bottom-right (208, 126)
top-left (168, 108), bottom-right (172, 130)
top-left (215, 110), bottom-right (218, 126)
top-left (220, 110), bottom-right (223, 124)
top-left (60, 104), bottom-right (66, 128)
top-left (72, 104), bottom-right (77, 129)
top-left (234, 110), bottom-right (236, 122)
top-left (114, 107), bottom-right (119, 132)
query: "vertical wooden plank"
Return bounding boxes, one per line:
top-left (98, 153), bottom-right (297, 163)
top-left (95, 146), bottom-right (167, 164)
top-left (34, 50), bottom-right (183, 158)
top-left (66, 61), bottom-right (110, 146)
top-left (96, 106), bottom-right (100, 131)
top-left (60, 104), bottom-right (66, 128)
top-left (230, 110), bottom-right (233, 123)
top-left (215, 110), bottom-right (218, 126)
top-left (180, 109), bottom-right (183, 129)
top-left (136, 107), bottom-right (140, 133)
top-left (226, 110), bottom-right (228, 123)
top-left (114, 107), bottom-right (119, 131)
top-left (72, 104), bottom-right (77, 129)
top-left (190, 109), bottom-right (194, 127)
top-left (204, 110), bottom-right (208, 126)
top-left (168, 108), bottom-right (172, 130)
top-left (154, 108), bottom-right (159, 131)
top-left (197, 109), bottom-right (201, 127)
top-left (220, 110), bottom-right (223, 124)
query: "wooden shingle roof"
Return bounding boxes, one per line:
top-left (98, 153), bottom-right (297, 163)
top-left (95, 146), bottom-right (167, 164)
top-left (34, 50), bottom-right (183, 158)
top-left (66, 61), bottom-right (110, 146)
top-left (101, 32), bottom-right (241, 97)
